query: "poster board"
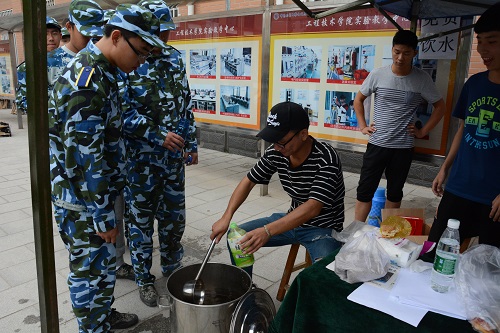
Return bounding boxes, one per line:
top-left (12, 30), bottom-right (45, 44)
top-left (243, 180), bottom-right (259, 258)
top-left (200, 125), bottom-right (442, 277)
top-left (0, 41), bottom-right (14, 100)
top-left (269, 8), bottom-right (455, 155)
top-left (169, 14), bottom-right (263, 130)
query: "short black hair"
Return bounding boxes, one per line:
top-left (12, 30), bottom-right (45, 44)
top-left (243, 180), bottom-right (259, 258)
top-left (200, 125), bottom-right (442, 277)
top-left (393, 29), bottom-right (418, 50)
top-left (475, 2), bottom-right (500, 33)
top-left (103, 24), bottom-right (138, 39)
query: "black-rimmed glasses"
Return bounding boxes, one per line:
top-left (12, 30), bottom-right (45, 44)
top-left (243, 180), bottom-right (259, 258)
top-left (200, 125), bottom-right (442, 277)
top-left (123, 35), bottom-right (152, 61)
top-left (274, 131), bottom-right (300, 149)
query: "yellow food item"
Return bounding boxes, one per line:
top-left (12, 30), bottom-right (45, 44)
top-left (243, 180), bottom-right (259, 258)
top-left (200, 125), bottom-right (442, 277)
top-left (379, 216), bottom-right (412, 238)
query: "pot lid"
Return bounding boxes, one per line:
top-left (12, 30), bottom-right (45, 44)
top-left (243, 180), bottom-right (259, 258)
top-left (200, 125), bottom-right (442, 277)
top-left (230, 288), bottom-right (276, 333)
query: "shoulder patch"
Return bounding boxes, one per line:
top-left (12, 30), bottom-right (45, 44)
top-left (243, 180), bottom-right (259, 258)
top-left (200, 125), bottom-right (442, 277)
top-left (76, 66), bottom-right (95, 88)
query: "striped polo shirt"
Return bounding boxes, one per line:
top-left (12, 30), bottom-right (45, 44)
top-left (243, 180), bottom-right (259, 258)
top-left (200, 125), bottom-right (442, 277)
top-left (360, 65), bottom-right (442, 148)
top-left (247, 138), bottom-right (345, 231)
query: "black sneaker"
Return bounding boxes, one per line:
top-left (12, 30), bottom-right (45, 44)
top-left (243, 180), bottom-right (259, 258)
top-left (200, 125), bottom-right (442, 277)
top-left (139, 284), bottom-right (158, 307)
top-left (116, 263), bottom-right (135, 281)
top-left (108, 308), bottom-right (138, 330)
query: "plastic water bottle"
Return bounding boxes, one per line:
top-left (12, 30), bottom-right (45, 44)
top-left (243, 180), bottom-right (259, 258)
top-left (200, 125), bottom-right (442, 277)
top-left (227, 223), bottom-right (255, 268)
top-left (431, 219), bottom-right (460, 293)
top-left (367, 187), bottom-right (386, 227)
top-left (169, 117), bottom-right (190, 160)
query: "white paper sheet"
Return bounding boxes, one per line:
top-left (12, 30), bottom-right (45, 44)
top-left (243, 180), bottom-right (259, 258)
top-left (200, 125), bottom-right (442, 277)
top-left (348, 283), bottom-right (428, 327)
top-left (390, 263), bottom-right (467, 320)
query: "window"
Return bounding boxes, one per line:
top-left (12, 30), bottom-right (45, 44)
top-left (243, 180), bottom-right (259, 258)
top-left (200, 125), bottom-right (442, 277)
top-left (170, 5), bottom-right (180, 18)
top-left (0, 9), bottom-right (13, 17)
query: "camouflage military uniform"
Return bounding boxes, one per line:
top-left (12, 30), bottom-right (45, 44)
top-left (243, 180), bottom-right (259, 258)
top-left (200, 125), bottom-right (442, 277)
top-left (49, 40), bottom-right (124, 333)
top-left (121, 44), bottom-right (197, 286)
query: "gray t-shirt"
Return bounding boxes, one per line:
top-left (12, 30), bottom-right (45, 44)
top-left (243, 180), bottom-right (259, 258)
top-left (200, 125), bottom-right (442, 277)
top-left (360, 65), bottom-right (441, 148)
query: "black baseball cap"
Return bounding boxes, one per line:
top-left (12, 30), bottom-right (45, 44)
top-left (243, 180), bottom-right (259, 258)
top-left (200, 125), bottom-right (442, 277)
top-left (257, 101), bottom-right (310, 143)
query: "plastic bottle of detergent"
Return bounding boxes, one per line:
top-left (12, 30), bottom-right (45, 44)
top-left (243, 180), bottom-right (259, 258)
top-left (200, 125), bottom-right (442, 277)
top-left (227, 223), bottom-right (255, 268)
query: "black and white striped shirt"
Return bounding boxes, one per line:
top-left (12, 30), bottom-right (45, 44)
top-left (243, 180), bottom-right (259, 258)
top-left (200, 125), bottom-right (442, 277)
top-left (360, 65), bottom-right (442, 148)
top-left (248, 138), bottom-right (345, 231)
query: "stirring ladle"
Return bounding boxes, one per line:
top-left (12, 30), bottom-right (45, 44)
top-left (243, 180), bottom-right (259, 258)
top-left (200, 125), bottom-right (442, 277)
top-left (182, 238), bottom-right (217, 304)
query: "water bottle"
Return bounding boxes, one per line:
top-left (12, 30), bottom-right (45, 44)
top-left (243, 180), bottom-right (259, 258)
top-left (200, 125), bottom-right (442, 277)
top-left (227, 223), bottom-right (255, 268)
top-left (169, 117), bottom-right (190, 160)
top-left (367, 187), bottom-right (386, 227)
top-left (431, 219), bottom-right (460, 293)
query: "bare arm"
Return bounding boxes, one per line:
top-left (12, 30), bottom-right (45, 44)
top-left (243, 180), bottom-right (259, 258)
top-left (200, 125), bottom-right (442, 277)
top-left (354, 91), bottom-right (375, 135)
top-left (239, 198), bottom-right (324, 254)
top-left (432, 119), bottom-right (464, 196)
top-left (413, 98), bottom-right (446, 138)
top-left (210, 176), bottom-right (256, 243)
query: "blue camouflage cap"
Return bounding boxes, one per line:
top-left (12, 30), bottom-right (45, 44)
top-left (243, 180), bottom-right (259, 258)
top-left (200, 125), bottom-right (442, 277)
top-left (138, 0), bottom-right (176, 31)
top-left (46, 16), bottom-right (62, 31)
top-left (68, 0), bottom-right (105, 37)
top-left (104, 9), bottom-right (115, 24)
top-left (61, 26), bottom-right (70, 37)
top-left (108, 4), bottom-right (167, 49)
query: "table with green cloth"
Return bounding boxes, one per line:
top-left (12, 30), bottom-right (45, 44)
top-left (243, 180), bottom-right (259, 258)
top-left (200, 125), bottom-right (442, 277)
top-left (269, 249), bottom-right (474, 333)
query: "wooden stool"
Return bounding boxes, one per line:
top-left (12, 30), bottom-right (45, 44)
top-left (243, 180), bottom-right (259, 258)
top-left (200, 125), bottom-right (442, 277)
top-left (276, 243), bottom-right (312, 301)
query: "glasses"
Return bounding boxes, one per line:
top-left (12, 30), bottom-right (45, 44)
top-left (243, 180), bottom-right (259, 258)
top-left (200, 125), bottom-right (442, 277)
top-left (123, 35), bottom-right (152, 61)
top-left (274, 131), bottom-right (300, 149)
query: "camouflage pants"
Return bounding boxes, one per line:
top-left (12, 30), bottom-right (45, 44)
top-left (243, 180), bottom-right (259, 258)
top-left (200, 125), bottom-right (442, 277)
top-left (54, 206), bottom-right (116, 333)
top-left (124, 161), bottom-right (186, 286)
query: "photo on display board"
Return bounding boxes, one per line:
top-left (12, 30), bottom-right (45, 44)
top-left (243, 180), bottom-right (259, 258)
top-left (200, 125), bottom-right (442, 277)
top-left (327, 44), bottom-right (375, 84)
top-left (190, 49), bottom-right (217, 78)
top-left (220, 47), bottom-right (251, 79)
top-left (1, 75), bottom-right (11, 94)
top-left (280, 88), bottom-right (319, 126)
top-left (281, 45), bottom-right (322, 82)
top-left (0, 57), bottom-right (6, 75)
top-left (220, 85), bottom-right (251, 117)
top-left (324, 90), bottom-right (360, 130)
top-left (190, 84), bottom-right (216, 114)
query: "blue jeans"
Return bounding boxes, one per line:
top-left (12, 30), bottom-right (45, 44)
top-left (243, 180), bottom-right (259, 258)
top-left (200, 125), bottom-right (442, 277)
top-left (227, 212), bottom-right (341, 276)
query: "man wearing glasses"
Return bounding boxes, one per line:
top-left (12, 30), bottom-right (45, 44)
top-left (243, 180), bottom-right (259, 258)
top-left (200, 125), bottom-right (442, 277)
top-left (211, 101), bottom-right (345, 276)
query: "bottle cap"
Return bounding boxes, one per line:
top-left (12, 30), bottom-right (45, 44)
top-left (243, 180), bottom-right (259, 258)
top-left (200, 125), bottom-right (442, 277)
top-left (230, 222), bottom-right (237, 228)
top-left (447, 219), bottom-right (460, 229)
top-left (374, 187), bottom-right (386, 198)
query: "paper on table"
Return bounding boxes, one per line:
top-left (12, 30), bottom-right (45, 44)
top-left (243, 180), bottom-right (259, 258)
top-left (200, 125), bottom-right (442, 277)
top-left (390, 263), bottom-right (467, 320)
top-left (348, 283), bottom-right (428, 327)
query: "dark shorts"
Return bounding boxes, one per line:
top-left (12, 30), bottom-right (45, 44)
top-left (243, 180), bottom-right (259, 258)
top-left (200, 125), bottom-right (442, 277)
top-left (357, 143), bottom-right (413, 203)
top-left (428, 191), bottom-right (500, 247)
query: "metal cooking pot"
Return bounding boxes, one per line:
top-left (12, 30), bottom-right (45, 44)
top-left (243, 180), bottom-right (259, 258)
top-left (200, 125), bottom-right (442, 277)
top-left (164, 262), bottom-right (251, 333)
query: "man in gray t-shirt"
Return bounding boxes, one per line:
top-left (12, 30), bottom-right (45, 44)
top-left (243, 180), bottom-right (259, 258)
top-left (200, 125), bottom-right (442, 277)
top-left (353, 30), bottom-right (446, 223)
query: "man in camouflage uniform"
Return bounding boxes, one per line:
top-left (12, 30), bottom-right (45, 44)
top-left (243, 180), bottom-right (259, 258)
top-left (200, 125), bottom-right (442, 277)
top-left (15, 16), bottom-right (61, 115)
top-left (120, 0), bottom-right (198, 307)
top-left (47, 0), bottom-right (105, 96)
top-left (49, 5), bottom-right (166, 332)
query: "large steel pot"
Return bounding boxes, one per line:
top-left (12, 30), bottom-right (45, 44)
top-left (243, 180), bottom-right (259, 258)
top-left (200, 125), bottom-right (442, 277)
top-left (164, 262), bottom-right (252, 333)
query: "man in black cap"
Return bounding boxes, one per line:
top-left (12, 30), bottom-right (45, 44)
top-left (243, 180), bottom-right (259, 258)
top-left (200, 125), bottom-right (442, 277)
top-left (210, 101), bottom-right (345, 275)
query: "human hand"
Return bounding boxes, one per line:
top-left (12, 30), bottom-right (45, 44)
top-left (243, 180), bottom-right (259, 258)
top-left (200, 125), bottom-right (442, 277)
top-left (360, 123), bottom-right (376, 136)
top-left (184, 152), bottom-right (198, 165)
top-left (210, 217), bottom-right (230, 244)
top-left (97, 227), bottom-right (119, 243)
top-left (238, 228), bottom-right (270, 255)
top-left (162, 132), bottom-right (185, 152)
top-left (490, 194), bottom-right (500, 222)
top-left (408, 124), bottom-right (426, 138)
top-left (432, 169), bottom-right (447, 196)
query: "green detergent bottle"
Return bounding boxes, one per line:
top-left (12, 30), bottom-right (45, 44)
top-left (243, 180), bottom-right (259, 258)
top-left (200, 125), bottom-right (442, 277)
top-left (228, 223), bottom-right (255, 268)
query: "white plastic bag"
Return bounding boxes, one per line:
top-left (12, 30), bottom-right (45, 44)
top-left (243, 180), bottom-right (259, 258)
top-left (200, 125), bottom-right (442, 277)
top-left (332, 221), bottom-right (377, 243)
top-left (455, 244), bottom-right (500, 333)
top-left (334, 230), bottom-right (390, 284)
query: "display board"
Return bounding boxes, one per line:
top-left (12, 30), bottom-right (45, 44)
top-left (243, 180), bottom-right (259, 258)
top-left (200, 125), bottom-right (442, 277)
top-left (170, 14), bottom-right (263, 130)
top-left (0, 42), bottom-right (14, 99)
top-left (269, 8), bottom-right (455, 155)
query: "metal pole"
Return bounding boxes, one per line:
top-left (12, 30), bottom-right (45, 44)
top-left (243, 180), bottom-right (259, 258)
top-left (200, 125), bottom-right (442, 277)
top-left (22, 0), bottom-right (59, 332)
top-left (8, 31), bottom-right (23, 129)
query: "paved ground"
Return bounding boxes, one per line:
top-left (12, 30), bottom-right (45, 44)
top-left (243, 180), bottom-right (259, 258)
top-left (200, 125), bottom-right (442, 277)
top-left (0, 108), bottom-right (441, 332)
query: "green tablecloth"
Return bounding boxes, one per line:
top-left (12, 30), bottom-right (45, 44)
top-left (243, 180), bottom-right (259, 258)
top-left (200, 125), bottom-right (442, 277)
top-left (269, 249), bottom-right (473, 333)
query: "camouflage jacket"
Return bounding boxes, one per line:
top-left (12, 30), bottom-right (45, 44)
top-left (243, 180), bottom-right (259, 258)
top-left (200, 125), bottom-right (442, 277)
top-left (49, 40), bottom-right (125, 233)
top-left (15, 46), bottom-right (76, 113)
top-left (120, 45), bottom-right (197, 166)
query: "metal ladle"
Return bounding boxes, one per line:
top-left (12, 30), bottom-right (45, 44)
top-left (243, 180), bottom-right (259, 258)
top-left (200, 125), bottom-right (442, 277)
top-left (182, 238), bottom-right (217, 304)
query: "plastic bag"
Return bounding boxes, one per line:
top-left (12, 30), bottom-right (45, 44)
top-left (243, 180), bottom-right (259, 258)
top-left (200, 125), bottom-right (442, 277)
top-left (332, 221), bottom-right (377, 243)
top-left (334, 230), bottom-right (390, 284)
top-left (455, 244), bottom-right (500, 333)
